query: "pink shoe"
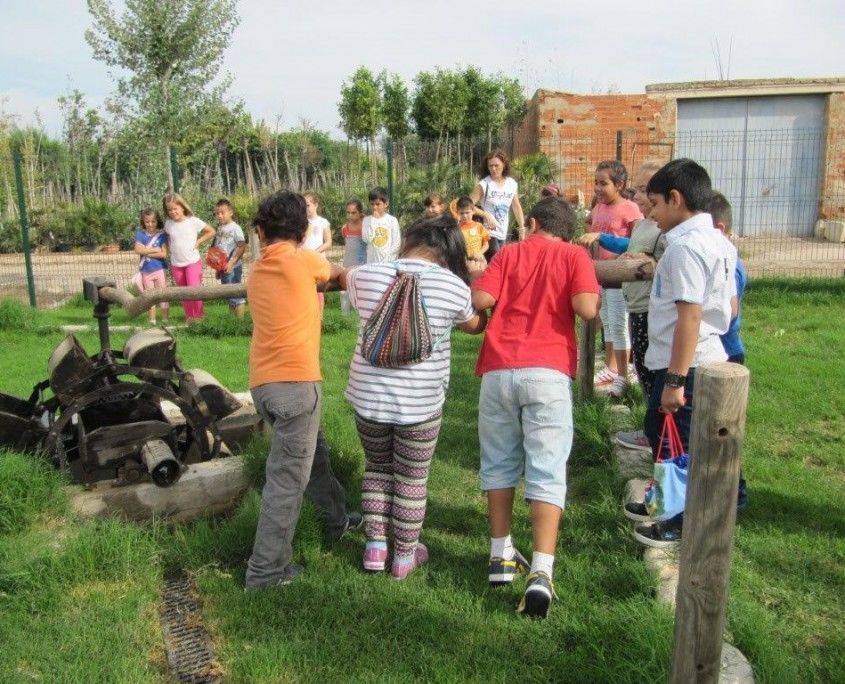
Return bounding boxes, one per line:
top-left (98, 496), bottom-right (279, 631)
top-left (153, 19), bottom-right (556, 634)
top-left (363, 545), bottom-right (388, 572)
top-left (391, 543), bottom-right (429, 580)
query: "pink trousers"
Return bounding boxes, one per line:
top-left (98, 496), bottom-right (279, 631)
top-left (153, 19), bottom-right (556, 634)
top-left (171, 261), bottom-right (204, 320)
top-left (139, 269), bottom-right (169, 310)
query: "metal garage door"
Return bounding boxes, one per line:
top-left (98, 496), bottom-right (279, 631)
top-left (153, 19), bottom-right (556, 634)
top-left (677, 96), bottom-right (825, 237)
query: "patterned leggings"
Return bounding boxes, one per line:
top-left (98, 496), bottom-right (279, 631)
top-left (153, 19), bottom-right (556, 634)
top-left (355, 412), bottom-right (442, 559)
top-left (629, 311), bottom-right (656, 399)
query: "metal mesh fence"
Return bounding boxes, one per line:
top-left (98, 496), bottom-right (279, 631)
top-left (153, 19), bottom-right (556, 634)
top-left (1, 126), bottom-right (842, 307)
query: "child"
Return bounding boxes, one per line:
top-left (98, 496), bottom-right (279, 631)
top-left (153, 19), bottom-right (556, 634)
top-left (423, 192), bottom-right (445, 218)
top-left (339, 199), bottom-right (366, 315)
top-left (303, 192), bottom-right (332, 254)
top-left (586, 160), bottom-right (643, 396)
top-left (133, 208), bottom-right (169, 325)
top-left (345, 214), bottom-right (486, 580)
top-left (629, 159), bottom-right (734, 548)
top-left (303, 192), bottom-right (333, 313)
top-left (708, 190), bottom-right (748, 511)
top-left (456, 196), bottom-right (490, 267)
top-left (162, 192), bottom-right (215, 321)
top-left (472, 197), bottom-right (601, 618)
top-left (244, 191), bottom-right (359, 590)
top-left (362, 187), bottom-right (401, 264)
top-left (578, 160), bottom-right (665, 409)
top-left (212, 198), bottom-right (247, 319)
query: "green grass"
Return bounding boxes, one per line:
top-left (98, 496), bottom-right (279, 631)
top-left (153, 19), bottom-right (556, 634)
top-left (0, 281), bottom-right (843, 682)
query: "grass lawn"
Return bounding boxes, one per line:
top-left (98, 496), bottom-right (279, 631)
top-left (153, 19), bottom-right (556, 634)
top-left (0, 280), bottom-right (843, 683)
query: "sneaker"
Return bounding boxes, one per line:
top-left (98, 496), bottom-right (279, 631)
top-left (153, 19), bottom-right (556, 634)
top-left (244, 563), bottom-right (304, 592)
top-left (488, 548), bottom-right (530, 587)
top-left (330, 512), bottom-right (363, 541)
top-left (391, 543), bottom-right (429, 580)
top-left (363, 545), bottom-right (388, 572)
top-left (593, 367), bottom-right (618, 386)
top-left (615, 430), bottom-right (652, 453)
top-left (517, 571), bottom-right (557, 619)
top-left (609, 374), bottom-right (627, 398)
top-left (624, 501), bottom-right (652, 522)
top-left (633, 521), bottom-right (682, 548)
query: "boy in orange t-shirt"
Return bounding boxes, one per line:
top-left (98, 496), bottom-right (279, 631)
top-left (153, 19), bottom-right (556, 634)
top-left (456, 196), bottom-right (490, 266)
top-left (245, 191), bottom-right (360, 591)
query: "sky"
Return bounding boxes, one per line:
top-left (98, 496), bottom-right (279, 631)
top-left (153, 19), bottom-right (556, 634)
top-left (1, 0), bottom-right (843, 138)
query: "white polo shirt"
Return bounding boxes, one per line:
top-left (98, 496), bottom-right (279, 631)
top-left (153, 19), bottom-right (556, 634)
top-left (645, 212), bottom-right (732, 371)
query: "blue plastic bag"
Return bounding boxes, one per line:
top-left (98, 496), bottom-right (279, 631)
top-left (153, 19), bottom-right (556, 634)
top-left (644, 412), bottom-right (689, 521)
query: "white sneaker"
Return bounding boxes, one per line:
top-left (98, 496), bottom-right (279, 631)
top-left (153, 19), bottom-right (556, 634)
top-left (593, 367), bottom-right (618, 386)
top-left (609, 374), bottom-right (627, 398)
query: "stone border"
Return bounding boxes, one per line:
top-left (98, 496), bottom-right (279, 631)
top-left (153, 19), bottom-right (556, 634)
top-left (611, 404), bottom-right (754, 683)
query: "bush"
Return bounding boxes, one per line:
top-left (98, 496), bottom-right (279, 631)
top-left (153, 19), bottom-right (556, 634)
top-left (0, 298), bottom-right (42, 332)
top-left (28, 199), bottom-right (135, 251)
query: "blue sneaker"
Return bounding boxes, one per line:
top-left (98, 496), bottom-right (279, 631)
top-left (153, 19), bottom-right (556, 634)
top-left (517, 571), bottom-right (557, 618)
top-left (633, 521), bottom-right (682, 548)
top-left (488, 548), bottom-right (530, 587)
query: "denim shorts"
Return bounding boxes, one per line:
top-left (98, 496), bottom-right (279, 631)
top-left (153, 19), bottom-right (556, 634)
top-left (478, 368), bottom-right (573, 509)
top-left (219, 265), bottom-right (245, 305)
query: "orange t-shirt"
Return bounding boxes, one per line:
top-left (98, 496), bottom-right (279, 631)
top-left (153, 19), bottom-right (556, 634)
top-left (248, 241), bottom-right (330, 388)
top-left (460, 220), bottom-right (490, 259)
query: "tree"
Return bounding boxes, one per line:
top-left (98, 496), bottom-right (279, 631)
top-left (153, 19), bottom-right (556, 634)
top-left (85, 0), bottom-right (240, 189)
top-left (462, 67), bottom-right (505, 156)
top-left (338, 67), bottom-right (382, 154)
top-left (380, 71), bottom-right (410, 179)
top-left (411, 68), bottom-right (470, 162)
top-left (498, 76), bottom-right (528, 139)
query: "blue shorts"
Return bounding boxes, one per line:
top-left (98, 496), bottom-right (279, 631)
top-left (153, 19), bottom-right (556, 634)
top-left (478, 368), bottom-right (573, 509)
top-left (219, 265), bottom-right (245, 305)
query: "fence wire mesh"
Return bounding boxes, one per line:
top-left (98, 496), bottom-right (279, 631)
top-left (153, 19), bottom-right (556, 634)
top-left (1, 127), bottom-right (842, 307)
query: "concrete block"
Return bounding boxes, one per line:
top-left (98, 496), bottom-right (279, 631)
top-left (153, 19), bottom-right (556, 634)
top-left (821, 219), bottom-right (845, 243)
top-left (814, 219), bottom-right (827, 239)
top-left (615, 444), bottom-right (653, 480)
top-left (719, 642), bottom-right (755, 684)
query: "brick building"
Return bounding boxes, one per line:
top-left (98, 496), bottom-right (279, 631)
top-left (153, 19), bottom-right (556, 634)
top-left (513, 77), bottom-right (845, 240)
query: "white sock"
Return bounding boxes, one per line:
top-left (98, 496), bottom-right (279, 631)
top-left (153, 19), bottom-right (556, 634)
top-left (490, 535), bottom-right (514, 560)
top-left (531, 551), bottom-right (555, 577)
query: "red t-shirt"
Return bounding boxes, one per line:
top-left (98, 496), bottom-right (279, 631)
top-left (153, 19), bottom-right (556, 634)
top-left (473, 235), bottom-right (600, 378)
top-left (590, 199), bottom-right (642, 260)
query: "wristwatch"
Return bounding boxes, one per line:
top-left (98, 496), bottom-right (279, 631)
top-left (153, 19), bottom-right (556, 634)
top-left (664, 372), bottom-right (687, 388)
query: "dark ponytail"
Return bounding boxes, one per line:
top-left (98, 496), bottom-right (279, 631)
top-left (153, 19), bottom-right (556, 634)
top-left (400, 214), bottom-right (470, 284)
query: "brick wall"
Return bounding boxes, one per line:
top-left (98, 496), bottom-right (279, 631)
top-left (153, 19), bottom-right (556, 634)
top-left (821, 93), bottom-right (845, 219)
top-left (513, 90), bottom-right (677, 204)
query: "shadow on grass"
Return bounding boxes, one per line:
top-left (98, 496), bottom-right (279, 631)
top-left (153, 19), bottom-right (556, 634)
top-left (739, 487), bottom-right (845, 538)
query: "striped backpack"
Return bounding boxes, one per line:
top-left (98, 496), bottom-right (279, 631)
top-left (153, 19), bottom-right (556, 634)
top-left (360, 265), bottom-right (443, 368)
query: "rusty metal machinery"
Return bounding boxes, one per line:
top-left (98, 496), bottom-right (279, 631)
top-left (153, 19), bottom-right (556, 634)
top-left (0, 278), bottom-right (243, 488)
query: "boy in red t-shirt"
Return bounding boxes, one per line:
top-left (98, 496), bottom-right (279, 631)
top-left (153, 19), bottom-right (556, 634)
top-left (471, 197), bottom-right (601, 618)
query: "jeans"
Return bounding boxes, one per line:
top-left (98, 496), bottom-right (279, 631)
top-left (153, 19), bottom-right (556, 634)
top-left (245, 382), bottom-right (349, 588)
top-left (479, 368), bottom-right (573, 508)
top-left (219, 264), bottom-right (245, 306)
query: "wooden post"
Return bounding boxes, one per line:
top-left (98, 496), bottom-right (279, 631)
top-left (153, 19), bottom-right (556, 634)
top-left (671, 361), bottom-right (750, 684)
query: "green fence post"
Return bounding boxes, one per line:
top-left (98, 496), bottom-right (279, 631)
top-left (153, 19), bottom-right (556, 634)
top-left (386, 138), bottom-right (394, 210)
top-left (169, 145), bottom-right (181, 193)
top-left (616, 130), bottom-right (623, 162)
top-left (11, 141), bottom-right (37, 308)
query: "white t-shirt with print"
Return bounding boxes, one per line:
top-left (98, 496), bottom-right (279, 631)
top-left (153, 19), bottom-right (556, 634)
top-left (164, 216), bottom-right (208, 267)
top-left (479, 176), bottom-right (518, 240)
top-left (214, 221), bottom-right (245, 257)
top-left (344, 259), bottom-right (474, 424)
top-left (303, 216), bottom-right (330, 251)
top-left (362, 213), bottom-right (401, 263)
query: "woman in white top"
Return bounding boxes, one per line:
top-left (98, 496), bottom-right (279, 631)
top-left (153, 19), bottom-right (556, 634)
top-left (162, 192), bottom-right (215, 321)
top-left (303, 192), bottom-right (332, 253)
top-left (344, 214), bottom-right (487, 580)
top-left (470, 149), bottom-right (526, 262)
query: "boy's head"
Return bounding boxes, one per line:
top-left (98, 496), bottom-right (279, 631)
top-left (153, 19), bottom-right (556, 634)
top-left (456, 196), bottom-right (475, 224)
top-left (541, 183), bottom-right (561, 198)
top-left (706, 191), bottom-right (733, 235)
top-left (214, 198), bottom-right (234, 224)
top-left (528, 197), bottom-right (577, 241)
top-left (252, 191), bottom-right (308, 243)
top-left (646, 158), bottom-right (712, 231)
top-left (423, 192), bottom-right (444, 217)
top-left (368, 186), bottom-right (389, 217)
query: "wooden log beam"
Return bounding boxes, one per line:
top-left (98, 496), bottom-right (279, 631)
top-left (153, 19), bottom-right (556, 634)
top-left (593, 255), bottom-right (655, 287)
top-left (68, 456), bottom-right (250, 523)
top-left (670, 361), bottom-right (750, 684)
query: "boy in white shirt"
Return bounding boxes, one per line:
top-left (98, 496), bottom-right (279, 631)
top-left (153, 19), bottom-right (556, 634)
top-left (213, 199), bottom-right (247, 318)
top-left (628, 158), bottom-right (734, 548)
top-left (362, 186), bottom-right (401, 264)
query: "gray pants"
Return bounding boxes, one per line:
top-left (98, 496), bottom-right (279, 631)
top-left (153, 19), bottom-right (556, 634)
top-left (245, 382), bottom-right (349, 588)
